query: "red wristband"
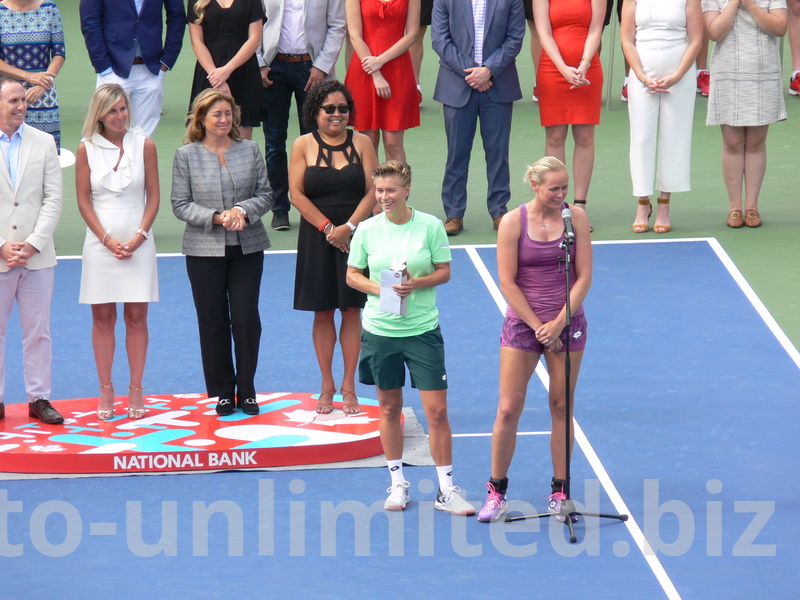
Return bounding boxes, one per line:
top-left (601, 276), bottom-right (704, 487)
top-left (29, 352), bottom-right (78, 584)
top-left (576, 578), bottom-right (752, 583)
top-left (318, 218), bottom-right (331, 232)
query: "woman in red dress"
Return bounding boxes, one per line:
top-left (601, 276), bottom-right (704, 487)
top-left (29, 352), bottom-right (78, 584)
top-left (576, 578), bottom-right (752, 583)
top-left (345, 0), bottom-right (420, 162)
top-left (534, 0), bottom-right (605, 225)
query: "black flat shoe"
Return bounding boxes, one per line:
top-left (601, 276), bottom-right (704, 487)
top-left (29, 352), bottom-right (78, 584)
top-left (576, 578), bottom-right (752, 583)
top-left (215, 398), bottom-right (234, 416)
top-left (0, 402), bottom-right (5, 420)
top-left (240, 398), bottom-right (259, 415)
top-left (29, 398), bottom-right (64, 424)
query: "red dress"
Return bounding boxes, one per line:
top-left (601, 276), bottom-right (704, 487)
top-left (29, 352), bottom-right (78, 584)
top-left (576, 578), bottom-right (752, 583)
top-left (537, 0), bottom-right (603, 126)
top-left (345, 0), bottom-right (419, 132)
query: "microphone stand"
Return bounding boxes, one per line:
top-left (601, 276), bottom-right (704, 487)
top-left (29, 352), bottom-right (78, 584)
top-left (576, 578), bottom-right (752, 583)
top-left (505, 222), bottom-right (628, 542)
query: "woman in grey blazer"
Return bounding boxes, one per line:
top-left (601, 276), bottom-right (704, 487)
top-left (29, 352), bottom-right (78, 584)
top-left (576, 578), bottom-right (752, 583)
top-left (171, 88), bottom-right (273, 416)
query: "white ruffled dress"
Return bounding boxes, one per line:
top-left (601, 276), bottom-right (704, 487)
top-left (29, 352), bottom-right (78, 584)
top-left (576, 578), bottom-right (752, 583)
top-left (79, 129), bottom-right (159, 304)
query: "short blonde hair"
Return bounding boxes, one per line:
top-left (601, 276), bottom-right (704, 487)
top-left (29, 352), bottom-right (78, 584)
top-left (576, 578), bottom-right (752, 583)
top-left (523, 156), bottom-right (567, 185)
top-left (372, 160), bottom-right (412, 187)
top-left (82, 84), bottom-right (132, 140)
top-left (184, 88), bottom-right (241, 144)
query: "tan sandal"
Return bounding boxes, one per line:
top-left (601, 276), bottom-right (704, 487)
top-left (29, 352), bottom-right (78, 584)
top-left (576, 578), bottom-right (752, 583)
top-left (316, 388), bottom-right (336, 414)
top-left (633, 198), bottom-right (652, 233)
top-left (127, 385), bottom-right (146, 419)
top-left (653, 197), bottom-right (671, 233)
top-left (97, 383), bottom-right (115, 420)
top-left (341, 389), bottom-right (361, 415)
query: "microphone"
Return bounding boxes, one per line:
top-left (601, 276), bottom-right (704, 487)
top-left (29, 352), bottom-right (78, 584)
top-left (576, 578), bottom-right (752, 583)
top-left (562, 207), bottom-right (575, 241)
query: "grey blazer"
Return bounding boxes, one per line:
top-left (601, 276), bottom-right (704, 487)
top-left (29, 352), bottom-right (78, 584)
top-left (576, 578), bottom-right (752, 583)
top-left (171, 139), bottom-right (274, 257)
top-left (258, 0), bottom-right (346, 77)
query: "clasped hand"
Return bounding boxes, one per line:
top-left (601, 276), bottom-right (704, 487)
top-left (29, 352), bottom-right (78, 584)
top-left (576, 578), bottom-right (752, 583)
top-left (219, 208), bottom-right (245, 231)
top-left (535, 320), bottom-right (564, 352)
top-left (1, 241), bottom-right (35, 268)
top-left (464, 66), bottom-right (492, 92)
top-left (103, 234), bottom-right (146, 260)
top-left (361, 55), bottom-right (385, 75)
top-left (642, 73), bottom-right (678, 94)
top-left (325, 224), bottom-right (351, 253)
top-left (207, 66), bottom-right (231, 91)
top-left (562, 66), bottom-right (590, 89)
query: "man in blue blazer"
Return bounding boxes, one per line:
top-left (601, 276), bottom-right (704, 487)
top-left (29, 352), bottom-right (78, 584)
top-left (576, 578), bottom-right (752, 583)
top-left (80, 0), bottom-right (186, 137)
top-left (431, 0), bottom-right (524, 234)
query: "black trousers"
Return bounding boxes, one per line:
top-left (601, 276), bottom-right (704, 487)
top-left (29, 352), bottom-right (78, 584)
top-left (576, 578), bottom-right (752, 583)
top-left (186, 246), bottom-right (264, 401)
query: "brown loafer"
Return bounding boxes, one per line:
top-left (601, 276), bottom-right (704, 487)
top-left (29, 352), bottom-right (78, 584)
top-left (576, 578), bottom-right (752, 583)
top-left (744, 209), bottom-right (762, 228)
top-left (726, 210), bottom-right (744, 228)
top-left (444, 217), bottom-right (463, 235)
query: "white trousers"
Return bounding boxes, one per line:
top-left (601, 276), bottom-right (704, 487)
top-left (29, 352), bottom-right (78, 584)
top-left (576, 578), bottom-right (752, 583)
top-left (0, 266), bottom-right (54, 403)
top-left (97, 65), bottom-right (165, 138)
top-left (628, 40), bottom-right (696, 197)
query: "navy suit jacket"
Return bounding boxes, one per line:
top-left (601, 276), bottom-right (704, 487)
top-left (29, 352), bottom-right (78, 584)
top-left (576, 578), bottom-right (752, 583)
top-left (431, 0), bottom-right (524, 108)
top-left (80, 0), bottom-right (186, 78)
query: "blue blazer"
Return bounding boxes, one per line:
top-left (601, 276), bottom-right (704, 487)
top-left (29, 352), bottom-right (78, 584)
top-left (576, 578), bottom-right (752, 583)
top-left (80, 0), bottom-right (186, 78)
top-left (431, 0), bottom-right (524, 108)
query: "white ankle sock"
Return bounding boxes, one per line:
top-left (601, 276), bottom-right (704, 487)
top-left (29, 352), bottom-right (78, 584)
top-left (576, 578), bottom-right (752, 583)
top-left (387, 459), bottom-right (405, 484)
top-left (436, 465), bottom-right (454, 491)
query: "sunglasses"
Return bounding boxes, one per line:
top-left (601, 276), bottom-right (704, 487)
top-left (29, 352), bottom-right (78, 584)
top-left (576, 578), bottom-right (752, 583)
top-left (321, 104), bottom-right (351, 115)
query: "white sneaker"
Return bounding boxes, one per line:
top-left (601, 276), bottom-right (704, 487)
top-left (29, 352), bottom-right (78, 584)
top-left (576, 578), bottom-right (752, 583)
top-left (384, 480), bottom-right (411, 510)
top-left (435, 486), bottom-right (476, 516)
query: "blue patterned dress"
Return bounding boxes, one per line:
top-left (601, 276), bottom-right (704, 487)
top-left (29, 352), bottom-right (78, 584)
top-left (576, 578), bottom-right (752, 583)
top-left (0, 2), bottom-right (65, 148)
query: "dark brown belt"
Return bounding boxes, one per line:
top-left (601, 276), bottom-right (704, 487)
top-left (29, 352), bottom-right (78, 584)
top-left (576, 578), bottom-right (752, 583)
top-left (275, 53), bottom-right (311, 63)
top-left (133, 57), bottom-right (145, 64)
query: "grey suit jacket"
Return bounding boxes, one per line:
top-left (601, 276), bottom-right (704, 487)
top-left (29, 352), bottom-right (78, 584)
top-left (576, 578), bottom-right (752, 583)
top-left (258, 0), bottom-right (346, 77)
top-left (431, 0), bottom-right (524, 108)
top-left (171, 140), bottom-right (274, 257)
top-left (0, 125), bottom-right (63, 273)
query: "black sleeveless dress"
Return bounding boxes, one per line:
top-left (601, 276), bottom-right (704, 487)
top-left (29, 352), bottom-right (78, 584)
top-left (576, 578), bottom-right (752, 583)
top-left (293, 130), bottom-right (368, 311)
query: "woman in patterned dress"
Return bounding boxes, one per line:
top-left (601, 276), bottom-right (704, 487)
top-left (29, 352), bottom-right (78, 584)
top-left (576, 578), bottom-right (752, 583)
top-left (0, 0), bottom-right (65, 149)
top-left (703, 0), bottom-right (788, 228)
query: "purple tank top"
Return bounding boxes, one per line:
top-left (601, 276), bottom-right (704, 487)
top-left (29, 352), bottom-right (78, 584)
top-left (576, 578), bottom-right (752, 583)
top-left (506, 202), bottom-right (585, 323)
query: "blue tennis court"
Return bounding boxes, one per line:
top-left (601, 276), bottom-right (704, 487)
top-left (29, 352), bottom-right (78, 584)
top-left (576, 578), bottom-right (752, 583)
top-left (1, 239), bottom-right (797, 599)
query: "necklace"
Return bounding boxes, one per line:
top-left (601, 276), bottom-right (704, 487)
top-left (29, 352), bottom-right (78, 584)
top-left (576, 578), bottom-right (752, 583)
top-left (541, 221), bottom-right (551, 230)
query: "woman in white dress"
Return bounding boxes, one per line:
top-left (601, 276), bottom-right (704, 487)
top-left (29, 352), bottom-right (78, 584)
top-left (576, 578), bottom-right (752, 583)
top-left (621, 0), bottom-right (703, 233)
top-left (76, 84), bottom-right (160, 420)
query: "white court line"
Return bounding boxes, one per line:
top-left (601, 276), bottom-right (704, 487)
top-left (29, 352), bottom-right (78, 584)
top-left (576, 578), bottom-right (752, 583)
top-left (452, 431), bottom-right (549, 438)
top-left (706, 238), bottom-right (800, 369)
top-left (464, 244), bottom-right (683, 600)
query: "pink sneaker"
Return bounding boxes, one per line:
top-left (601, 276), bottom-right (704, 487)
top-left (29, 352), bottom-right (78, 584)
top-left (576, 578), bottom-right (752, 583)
top-left (548, 491), bottom-right (579, 523)
top-left (477, 482), bottom-right (508, 523)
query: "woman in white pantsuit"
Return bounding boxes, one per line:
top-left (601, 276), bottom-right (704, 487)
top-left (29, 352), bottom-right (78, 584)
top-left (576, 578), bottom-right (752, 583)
top-left (621, 0), bottom-right (703, 233)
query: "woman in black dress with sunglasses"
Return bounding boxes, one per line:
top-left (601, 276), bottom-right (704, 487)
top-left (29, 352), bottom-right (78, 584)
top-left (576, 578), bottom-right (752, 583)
top-left (288, 80), bottom-right (379, 415)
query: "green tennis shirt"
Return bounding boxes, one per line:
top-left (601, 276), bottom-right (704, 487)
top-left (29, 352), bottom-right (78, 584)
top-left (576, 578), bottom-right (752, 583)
top-left (348, 208), bottom-right (452, 337)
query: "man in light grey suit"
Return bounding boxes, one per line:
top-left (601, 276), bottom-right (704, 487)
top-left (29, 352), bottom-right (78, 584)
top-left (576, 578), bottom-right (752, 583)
top-left (258, 0), bottom-right (346, 230)
top-left (0, 77), bottom-right (64, 424)
top-left (432, 0), bottom-right (524, 235)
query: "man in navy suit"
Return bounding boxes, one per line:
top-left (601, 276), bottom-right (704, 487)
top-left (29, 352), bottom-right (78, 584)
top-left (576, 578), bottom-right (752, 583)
top-left (431, 0), bottom-right (524, 235)
top-left (80, 0), bottom-right (186, 137)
